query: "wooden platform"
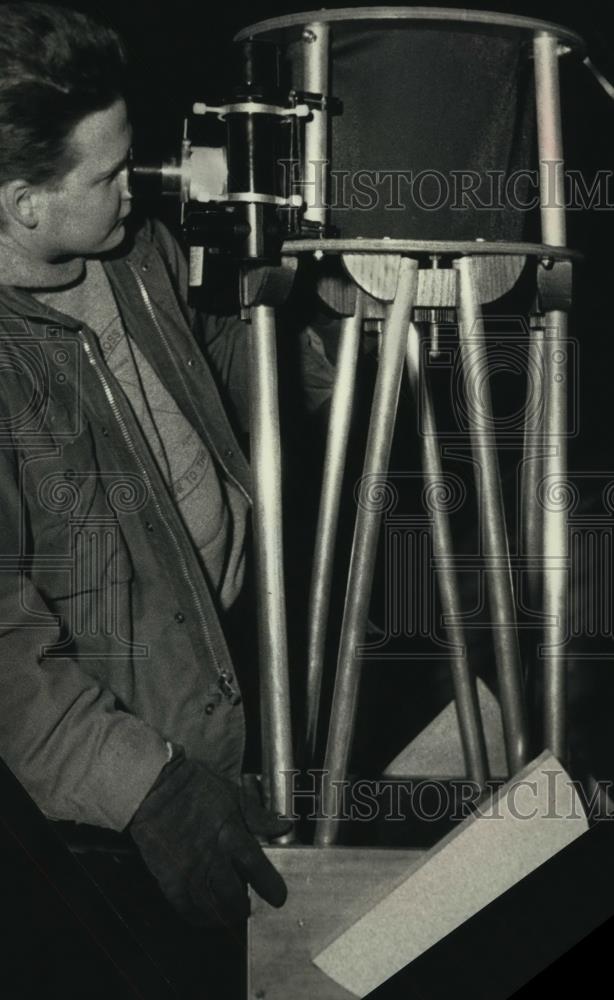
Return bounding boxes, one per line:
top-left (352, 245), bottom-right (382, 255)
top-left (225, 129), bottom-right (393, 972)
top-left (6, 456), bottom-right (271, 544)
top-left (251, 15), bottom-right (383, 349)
top-left (248, 845), bottom-right (424, 1000)
top-left (249, 754), bottom-right (588, 998)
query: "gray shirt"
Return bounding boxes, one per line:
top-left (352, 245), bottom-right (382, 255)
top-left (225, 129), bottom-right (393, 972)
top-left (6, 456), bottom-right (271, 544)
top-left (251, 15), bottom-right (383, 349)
top-left (36, 258), bottom-right (248, 611)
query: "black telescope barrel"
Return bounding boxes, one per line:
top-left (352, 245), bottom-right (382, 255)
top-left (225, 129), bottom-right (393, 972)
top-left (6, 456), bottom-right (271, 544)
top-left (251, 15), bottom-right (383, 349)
top-left (324, 25), bottom-right (536, 240)
top-left (129, 160), bottom-right (165, 200)
top-left (231, 39), bottom-right (281, 101)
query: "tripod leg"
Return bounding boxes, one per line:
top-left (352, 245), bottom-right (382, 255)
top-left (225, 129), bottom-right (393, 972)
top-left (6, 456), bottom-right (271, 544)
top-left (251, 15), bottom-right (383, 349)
top-left (306, 293), bottom-right (364, 759)
top-left (542, 311), bottom-right (569, 761)
top-left (316, 257), bottom-right (418, 846)
top-left (521, 323), bottom-right (546, 607)
top-left (407, 322), bottom-right (489, 786)
top-left (248, 304), bottom-right (294, 814)
top-left (455, 257), bottom-right (529, 776)
top-left (533, 31), bottom-right (570, 763)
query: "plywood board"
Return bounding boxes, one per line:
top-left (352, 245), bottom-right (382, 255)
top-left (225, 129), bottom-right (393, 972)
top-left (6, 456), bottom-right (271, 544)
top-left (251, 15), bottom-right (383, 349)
top-left (383, 677), bottom-right (508, 779)
top-left (314, 752), bottom-right (589, 997)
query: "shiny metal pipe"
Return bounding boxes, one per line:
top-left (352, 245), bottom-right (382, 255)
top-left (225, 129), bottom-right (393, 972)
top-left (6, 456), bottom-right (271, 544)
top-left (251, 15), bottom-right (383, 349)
top-left (406, 322), bottom-right (488, 786)
top-left (316, 257), bottom-right (418, 846)
top-left (534, 32), bottom-right (569, 761)
top-left (302, 21), bottom-right (330, 225)
top-left (521, 325), bottom-right (545, 606)
top-left (455, 257), bottom-right (529, 776)
top-left (306, 294), bottom-right (364, 757)
top-left (542, 311), bottom-right (568, 761)
top-left (248, 304), bottom-right (294, 814)
top-left (534, 32), bottom-right (567, 247)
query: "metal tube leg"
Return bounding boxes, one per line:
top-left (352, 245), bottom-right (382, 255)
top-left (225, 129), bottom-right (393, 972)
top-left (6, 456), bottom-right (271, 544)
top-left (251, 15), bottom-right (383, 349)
top-left (521, 324), bottom-right (546, 606)
top-left (316, 257), bottom-right (418, 846)
top-left (306, 294), bottom-right (364, 757)
top-left (533, 32), bottom-right (567, 247)
top-left (542, 311), bottom-right (568, 761)
top-left (455, 257), bottom-right (529, 776)
top-left (302, 21), bottom-right (330, 226)
top-left (407, 322), bottom-right (489, 786)
top-left (248, 304), bottom-right (294, 814)
top-left (534, 31), bottom-right (569, 762)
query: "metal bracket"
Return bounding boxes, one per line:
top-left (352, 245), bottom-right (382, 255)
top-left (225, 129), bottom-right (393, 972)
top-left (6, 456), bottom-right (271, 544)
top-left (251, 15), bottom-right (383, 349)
top-left (536, 257), bottom-right (573, 312)
top-left (289, 89), bottom-right (343, 115)
top-left (192, 100), bottom-right (310, 121)
top-left (240, 260), bottom-right (298, 312)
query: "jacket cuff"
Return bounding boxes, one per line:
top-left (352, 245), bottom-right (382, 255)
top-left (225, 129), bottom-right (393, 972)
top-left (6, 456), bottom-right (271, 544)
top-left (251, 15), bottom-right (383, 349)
top-left (88, 715), bottom-right (173, 831)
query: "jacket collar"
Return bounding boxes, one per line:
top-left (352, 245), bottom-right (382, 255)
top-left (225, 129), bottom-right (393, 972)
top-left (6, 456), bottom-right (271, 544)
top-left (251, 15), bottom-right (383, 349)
top-left (0, 216), bottom-right (156, 327)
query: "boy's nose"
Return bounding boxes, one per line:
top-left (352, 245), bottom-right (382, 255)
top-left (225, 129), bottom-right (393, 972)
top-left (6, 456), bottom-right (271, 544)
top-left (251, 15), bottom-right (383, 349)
top-left (118, 166), bottom-right (132, 200)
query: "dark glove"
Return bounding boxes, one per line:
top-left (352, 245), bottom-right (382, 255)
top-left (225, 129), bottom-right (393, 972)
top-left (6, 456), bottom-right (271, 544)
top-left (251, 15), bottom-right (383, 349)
top-left (129, 749), bottom-right (291, 927)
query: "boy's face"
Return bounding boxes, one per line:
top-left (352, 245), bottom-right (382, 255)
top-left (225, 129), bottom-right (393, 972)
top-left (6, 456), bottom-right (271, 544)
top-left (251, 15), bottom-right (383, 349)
top-left (37, 97), bottom-right (133, 260)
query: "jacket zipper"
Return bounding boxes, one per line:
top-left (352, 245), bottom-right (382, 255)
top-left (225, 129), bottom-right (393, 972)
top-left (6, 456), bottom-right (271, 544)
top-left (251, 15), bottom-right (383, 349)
top-left (79, 331), bottom-right (239, 705)
top-left (127, 262), bottom-right (250, 506)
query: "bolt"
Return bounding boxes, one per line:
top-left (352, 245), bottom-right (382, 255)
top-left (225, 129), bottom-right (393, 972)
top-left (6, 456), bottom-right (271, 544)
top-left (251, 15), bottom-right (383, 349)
top-left (302, 28), bottom-right (316, 43)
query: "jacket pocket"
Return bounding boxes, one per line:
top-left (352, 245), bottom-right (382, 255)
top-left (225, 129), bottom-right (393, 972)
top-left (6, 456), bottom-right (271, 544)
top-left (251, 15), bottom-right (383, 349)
top-left (21, 419), bottom-right (139, 592)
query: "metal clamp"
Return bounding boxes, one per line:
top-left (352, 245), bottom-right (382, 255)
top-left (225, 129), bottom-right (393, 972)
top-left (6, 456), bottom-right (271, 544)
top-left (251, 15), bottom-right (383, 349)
top-left (289, 90), bottom-right (343, 115)
top-left (192, 101), bottom-right (310, 120)
top-left (224, 191), bottom-right (304, 208)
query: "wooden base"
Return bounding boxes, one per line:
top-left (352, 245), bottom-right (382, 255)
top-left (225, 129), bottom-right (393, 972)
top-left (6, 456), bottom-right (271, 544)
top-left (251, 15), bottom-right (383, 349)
top-left (247, 845), bottom-right (424, 1000)
top-left (313, 754), bottom-right (587, 997)
top-left (249, 755), bottom-right (589, 998)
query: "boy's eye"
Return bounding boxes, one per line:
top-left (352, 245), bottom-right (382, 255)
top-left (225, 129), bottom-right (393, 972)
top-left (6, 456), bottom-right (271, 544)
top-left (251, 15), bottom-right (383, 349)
top-left (100, 166), bottom-right (122, 185)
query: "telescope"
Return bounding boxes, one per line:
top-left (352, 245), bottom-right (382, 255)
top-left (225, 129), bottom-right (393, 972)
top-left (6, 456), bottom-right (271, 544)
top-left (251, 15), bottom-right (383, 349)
top-left (130, 9), bottom-right (613, 995)
top-left (129, 39), bottom-right (319, 272)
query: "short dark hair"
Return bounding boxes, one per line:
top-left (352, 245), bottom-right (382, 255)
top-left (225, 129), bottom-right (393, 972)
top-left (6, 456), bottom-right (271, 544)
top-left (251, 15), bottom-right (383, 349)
top-left (0, 2), bottom-right (127, 187)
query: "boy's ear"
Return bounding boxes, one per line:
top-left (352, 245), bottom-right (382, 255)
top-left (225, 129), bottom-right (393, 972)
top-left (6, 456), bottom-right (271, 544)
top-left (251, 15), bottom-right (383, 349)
top-left (0, 180), bottom-right (40, 229)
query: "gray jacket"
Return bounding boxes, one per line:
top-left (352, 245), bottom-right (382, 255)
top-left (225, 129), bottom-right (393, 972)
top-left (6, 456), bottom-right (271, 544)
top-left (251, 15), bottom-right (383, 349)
top-left (0, 217), bottom-right (332, 830)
